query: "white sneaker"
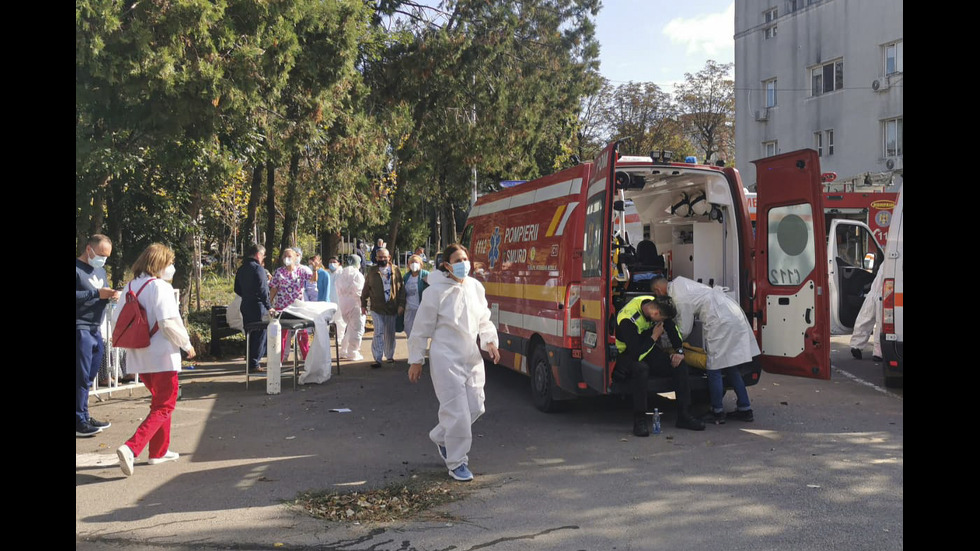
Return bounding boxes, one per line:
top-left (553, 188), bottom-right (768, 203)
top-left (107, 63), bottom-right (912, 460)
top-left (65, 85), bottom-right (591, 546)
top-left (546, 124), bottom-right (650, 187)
top-left (117, 445), bottom-right (135, 476)
top-left (148, 450), bottom-right (180, 465)
top-left (348, 353), bottom-right (364, 361)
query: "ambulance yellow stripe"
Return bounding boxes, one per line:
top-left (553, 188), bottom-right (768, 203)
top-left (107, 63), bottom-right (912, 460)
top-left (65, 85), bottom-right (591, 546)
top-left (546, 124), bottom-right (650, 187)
top-left (545, 205), bottom-right (567, 237)
top-left (581, 299), bottom-right (602, 319)
top-left (483, 282), bottom-right (563, 303)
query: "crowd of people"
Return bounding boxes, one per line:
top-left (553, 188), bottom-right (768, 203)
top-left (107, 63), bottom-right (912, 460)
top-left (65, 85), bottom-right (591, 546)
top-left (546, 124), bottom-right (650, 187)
top-left (77, 235), bottom-right (781, 481)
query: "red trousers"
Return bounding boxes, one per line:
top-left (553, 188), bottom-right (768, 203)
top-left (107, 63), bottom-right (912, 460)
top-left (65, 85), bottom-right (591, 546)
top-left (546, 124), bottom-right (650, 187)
top-left (281, 329), bottom-right (310, 362)
top-left (124, 371), bottom-right (179, 459)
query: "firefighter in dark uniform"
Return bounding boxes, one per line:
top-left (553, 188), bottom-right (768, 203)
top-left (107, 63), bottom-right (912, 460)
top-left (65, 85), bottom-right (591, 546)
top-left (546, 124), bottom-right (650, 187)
top-left (614, 295), bottom-right (706, 436)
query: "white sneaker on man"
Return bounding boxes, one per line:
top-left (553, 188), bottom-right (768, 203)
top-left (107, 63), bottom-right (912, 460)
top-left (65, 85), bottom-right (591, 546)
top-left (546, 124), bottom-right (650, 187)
top-left (148, 450), bottom-right (180, 465)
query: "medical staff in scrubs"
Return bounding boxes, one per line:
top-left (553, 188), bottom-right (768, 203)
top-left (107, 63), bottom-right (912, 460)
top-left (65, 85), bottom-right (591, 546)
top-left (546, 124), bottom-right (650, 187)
top-left (408, 244), bottom-right (500, 482)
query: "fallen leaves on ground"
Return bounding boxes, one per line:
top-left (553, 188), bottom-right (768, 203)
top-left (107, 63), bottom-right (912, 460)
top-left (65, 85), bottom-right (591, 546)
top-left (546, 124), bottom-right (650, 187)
top-left (293, 473), bottom-right (477, 523)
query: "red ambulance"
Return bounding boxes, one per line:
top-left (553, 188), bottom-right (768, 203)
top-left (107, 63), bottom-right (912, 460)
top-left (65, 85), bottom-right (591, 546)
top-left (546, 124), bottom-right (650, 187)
top-left (461, 142), bottom-right (832, 411)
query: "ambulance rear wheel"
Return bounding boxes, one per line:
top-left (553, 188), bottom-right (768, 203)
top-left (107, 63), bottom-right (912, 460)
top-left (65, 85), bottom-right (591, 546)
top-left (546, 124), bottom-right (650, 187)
top-left (530, 345), bottom-right (559, 412)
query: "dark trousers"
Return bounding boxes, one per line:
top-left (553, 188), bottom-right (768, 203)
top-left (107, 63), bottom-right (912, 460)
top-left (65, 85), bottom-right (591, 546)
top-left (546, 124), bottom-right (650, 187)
top-left (76, 327), bottom-right (104, 428)
top-left (244, 316), bottom-right (267, 371)
top-left (616, 348), bottom-right (692, 414)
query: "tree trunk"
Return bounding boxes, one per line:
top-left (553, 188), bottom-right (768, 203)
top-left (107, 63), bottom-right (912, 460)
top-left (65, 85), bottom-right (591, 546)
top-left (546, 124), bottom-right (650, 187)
top-left (242, 163), bottom-right (263, 245)
top-left (264, 162), bottom-right (277, 271)
top-left (322, 230), bottom-right (341, 262)
top-left (279, 152), bottom-right (301, 256)
top-left (105, 178), bottom-right (125, 288)
top-left (386, 155), bottom-right (404, 250)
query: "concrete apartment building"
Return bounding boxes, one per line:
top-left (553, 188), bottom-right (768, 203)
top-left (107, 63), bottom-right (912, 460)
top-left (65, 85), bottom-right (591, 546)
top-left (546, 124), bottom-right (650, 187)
top-left (733, 0), bottom-right (903, 192)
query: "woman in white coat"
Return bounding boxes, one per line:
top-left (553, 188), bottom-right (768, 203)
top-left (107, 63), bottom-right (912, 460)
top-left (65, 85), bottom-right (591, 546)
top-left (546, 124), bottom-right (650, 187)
top-left (335, 254), bottom-right (366, 361)
top-left (651, 276), bottom-right (757, 424)
top-left (408, 244), bottom-right (500, 482)
top-left (113, 243), bottom-right (196, 476)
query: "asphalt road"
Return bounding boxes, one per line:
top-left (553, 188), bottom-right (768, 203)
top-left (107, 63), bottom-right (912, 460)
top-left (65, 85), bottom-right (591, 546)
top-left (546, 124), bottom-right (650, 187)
top-left (76, 332), bottom-right (902, 550)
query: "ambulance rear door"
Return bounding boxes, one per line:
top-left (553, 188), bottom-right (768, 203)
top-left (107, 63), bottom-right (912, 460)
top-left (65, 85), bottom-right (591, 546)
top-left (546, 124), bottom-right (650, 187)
top-left (752, 150), bottom-right (831, 380)
top-left (579, 142), bottom-right (618, 392)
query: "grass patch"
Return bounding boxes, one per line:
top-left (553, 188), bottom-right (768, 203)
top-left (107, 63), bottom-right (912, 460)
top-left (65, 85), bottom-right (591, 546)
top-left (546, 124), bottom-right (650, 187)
top-left (292, 472), bottom-right (479, 524)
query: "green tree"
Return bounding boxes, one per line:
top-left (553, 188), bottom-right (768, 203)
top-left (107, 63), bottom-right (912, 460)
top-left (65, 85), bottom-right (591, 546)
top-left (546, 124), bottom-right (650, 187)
top-left (674, 60), bottom-right (735, 164)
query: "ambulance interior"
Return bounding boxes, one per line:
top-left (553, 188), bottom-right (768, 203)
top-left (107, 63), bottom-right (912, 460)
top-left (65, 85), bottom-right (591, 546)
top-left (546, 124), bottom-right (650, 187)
top-left (610, 164), bottom-right (745, 314)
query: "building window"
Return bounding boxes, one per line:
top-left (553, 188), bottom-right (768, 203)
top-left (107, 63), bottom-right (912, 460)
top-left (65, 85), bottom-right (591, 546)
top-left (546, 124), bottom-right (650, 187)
top-left (765, 79), bottom-right (777, 107)
top-left (814, 130), bottom-right (834, 157)
top-left (811, 59), bottom-right (844, 96)
top-left (882, 117), bottom-right (903, 158)
top-left (764, 141), bottom-right (778, 157)
top-left (884, 41), bottom-right (903, 75)
top-left (763, 9), bottom-right (778, 38)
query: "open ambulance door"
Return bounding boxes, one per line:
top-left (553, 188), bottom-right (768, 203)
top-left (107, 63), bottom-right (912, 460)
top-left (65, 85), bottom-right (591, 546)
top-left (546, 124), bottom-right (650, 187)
top-left (827, 219), bottom-right (885, 335)
top-left (579, 141), bottom-right (619, 393)
top-left (752, 150), bottom-right (831, 380)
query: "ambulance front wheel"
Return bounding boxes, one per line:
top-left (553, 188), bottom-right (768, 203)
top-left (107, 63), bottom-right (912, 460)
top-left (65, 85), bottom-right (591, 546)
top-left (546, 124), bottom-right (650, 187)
top-left (530, 344), bottom-right (560, 413)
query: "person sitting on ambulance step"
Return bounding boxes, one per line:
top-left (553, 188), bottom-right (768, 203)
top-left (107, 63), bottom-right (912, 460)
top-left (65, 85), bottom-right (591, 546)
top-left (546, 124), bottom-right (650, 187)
top-left (614, 295), bottom-right (706, 436)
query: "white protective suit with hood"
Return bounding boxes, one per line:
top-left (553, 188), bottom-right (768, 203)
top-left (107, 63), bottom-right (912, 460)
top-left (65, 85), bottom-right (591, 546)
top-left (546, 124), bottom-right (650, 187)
top-left (666, 276), bottom-right (760, 370)
top-left (849, 268), bottom-right (884, 358)
top-left (335, 257), bottom-right (366, 360)
top-left (408, 270), bottom-right (499, 470)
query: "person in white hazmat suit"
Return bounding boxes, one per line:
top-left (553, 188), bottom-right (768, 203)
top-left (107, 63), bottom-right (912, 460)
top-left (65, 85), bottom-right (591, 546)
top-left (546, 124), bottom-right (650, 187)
top-left (849, 268), bottom-right (884, 362)
top-left (408, 244), bottom-right (500, 482)
top-left (651, 276), bottom-right (757, 424)
top-left (335, 255), bottom-right (366, 361)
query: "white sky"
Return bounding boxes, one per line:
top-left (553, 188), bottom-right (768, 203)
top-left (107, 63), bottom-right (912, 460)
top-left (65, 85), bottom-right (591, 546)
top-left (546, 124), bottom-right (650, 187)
top-left (595, 0), bottom-right (735, 90)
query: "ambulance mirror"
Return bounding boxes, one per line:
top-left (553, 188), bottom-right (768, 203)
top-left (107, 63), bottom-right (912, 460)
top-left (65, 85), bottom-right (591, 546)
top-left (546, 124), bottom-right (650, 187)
top-left (863, 253), bottom-right (876, 270)
top-left (613, 200), bottom-right (625, 212)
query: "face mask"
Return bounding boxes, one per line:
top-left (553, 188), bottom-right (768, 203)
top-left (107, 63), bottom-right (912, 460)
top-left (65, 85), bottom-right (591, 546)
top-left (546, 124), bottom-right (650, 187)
top-left (88, 249), bottom-right (108, 269)
top-left (283, 257), bottom-right (293, 267)
top-left (377, 259), bottom-right (388, 267)
top-left (328, 263), bottom-right (339, 272)
top-left (162, 264), bottom-right (176, 281)
top-left (452, 260), bottom-right (470, 279)
top-left (410, 262), bottom-right (421, 272)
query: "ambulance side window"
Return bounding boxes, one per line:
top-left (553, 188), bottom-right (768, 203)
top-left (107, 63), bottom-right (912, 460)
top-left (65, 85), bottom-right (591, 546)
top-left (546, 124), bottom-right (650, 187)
top-left (766, 203), bottom-right (817, 286)
top-left (583, 195), bottom-right (606, 277)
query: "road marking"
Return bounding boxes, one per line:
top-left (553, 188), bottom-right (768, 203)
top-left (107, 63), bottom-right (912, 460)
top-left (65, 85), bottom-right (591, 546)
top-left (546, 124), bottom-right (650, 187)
top-left (832, 365), bottom-right (903, 399)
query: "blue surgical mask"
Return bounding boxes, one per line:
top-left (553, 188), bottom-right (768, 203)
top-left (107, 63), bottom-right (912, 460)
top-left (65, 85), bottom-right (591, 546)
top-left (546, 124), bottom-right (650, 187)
top-left (88, 247), bottom-right (107, 269)
top-left (452, 260), bottom-right (470, 279)
top-left (328, 263), bottom-right (339, 272)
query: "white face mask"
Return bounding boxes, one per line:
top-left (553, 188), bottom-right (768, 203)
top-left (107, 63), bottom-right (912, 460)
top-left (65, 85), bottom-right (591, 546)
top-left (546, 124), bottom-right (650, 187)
top-left (89, 252), bottom-right (108, 269)
top-left (283, 257), bottom-right (293, 267)
top-left (410, 262), bottom-right (421, 272)
top-left (328, 263), bottom-right (339, 272)
top-left (162, 264), bottom-right (176, 281)
top-left (451, 260), bottom-right (470, 279)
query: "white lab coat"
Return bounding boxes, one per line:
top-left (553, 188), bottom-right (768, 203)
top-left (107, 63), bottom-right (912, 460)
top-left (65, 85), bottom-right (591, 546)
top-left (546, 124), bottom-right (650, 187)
top-left (849, 269), bottom-right (884, 357)
top-left (668, 276), bottom-right (760, 370)
top-left (408, 271), bottom-right (499, 470)
top-left (334, 266), bottom-right (366, 358)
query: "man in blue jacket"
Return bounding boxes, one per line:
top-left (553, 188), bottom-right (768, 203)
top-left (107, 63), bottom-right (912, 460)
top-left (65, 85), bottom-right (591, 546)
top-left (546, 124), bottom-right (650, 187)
top-left (235, 244), bottom-right (271, 373)
top-left (76, 234), bottom-right (121, 437)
